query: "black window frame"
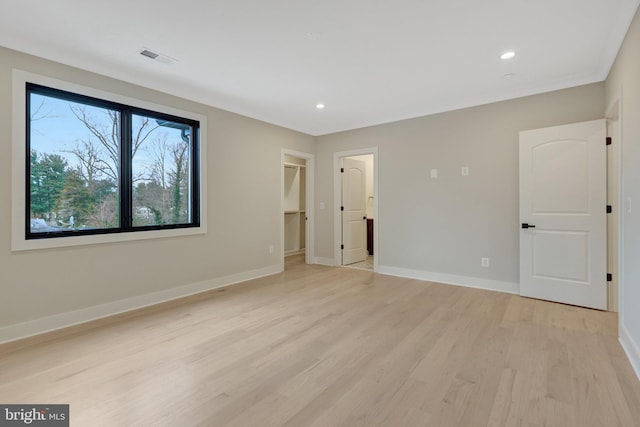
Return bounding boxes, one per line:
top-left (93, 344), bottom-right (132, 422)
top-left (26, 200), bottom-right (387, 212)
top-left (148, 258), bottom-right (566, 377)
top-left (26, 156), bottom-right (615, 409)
top-left (25, 82), bottom-right (201, 240)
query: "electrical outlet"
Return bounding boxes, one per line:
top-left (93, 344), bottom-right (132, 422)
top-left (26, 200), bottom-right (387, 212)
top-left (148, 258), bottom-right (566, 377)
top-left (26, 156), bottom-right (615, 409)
top-left (461, 166), bottom-right (469, 176)
top-left (481, 257), bottom-right (489, 268)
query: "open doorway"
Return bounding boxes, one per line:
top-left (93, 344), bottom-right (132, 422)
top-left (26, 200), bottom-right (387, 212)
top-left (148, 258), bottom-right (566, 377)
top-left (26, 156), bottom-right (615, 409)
top-left (334, 148), bottom-right (378, 271)
top-left (282, 149), bottom-right (314, 270)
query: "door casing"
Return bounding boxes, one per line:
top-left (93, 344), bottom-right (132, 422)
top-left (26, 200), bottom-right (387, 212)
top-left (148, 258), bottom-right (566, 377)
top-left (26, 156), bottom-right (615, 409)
top-left (606, 97), bottom-right (622, 313)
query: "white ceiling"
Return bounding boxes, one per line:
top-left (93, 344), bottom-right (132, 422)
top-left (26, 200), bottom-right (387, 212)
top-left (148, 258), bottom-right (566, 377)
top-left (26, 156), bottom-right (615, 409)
top-left (1, 0), bottom-right (638, 136)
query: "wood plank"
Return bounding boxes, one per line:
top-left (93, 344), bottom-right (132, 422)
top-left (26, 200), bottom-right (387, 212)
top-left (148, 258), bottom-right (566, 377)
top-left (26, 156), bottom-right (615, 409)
top-left (1, 255), bottom-right (639, 426)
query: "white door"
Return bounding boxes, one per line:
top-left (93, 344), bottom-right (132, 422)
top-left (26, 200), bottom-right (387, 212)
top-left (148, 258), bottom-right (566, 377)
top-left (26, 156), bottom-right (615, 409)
top-left (519, 119), bottom-right (607, 310)
top-left (342, 157), bottom-right (367, 265)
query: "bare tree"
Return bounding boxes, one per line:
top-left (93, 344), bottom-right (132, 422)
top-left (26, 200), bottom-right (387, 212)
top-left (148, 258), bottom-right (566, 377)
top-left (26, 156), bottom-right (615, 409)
top-left (64, 139), bottom-right (112, 189)
top-left (169, 140), bottom-right (189, 223)
top-left (150, 134), bottom-right (169, 187)
top-left (149, 134), bottom-right (171, 215)
top-left (69, 107), bottom-right (120, 181)
top-left (69, 106), bottom-right (160, 182)
top-left (132, 116), bottom-right (159, 158)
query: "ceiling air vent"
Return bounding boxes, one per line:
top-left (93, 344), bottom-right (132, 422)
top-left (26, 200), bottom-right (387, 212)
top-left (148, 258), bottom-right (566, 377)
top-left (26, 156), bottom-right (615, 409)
top-left (140, 49), bottom-right (159, 59)
top-left (138, 47), bottom-right (176, 65)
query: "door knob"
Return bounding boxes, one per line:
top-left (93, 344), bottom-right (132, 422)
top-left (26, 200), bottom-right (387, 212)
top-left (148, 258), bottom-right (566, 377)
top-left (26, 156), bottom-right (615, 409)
top-left (521, 223), bottom-right (536, 229)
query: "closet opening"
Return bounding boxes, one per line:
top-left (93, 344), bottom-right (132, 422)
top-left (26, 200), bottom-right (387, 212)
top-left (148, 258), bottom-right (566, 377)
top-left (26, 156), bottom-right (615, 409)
top-left (282, 150), bottom-right (314, 270)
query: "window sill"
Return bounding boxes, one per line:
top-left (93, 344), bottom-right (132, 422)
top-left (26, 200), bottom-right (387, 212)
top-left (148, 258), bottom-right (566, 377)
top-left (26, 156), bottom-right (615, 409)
top-left (13, 225), bottom-right (207, 252)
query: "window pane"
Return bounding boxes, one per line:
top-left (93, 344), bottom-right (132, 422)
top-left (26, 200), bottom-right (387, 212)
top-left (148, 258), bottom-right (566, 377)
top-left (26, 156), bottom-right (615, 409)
top-left (132, 114), bottom-right (193, 226)
top-left (29, 92), bottom-right (120, 234)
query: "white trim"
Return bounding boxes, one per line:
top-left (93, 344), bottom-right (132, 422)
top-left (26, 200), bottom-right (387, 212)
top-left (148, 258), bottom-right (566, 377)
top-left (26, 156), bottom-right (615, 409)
top-left (612, 89), bottom-right (637, 381)
top-left (377, 265), bottom-right (520, 295)
top-left (0, 264), bottom-right (281, 345)
top-left (612, 90), bottom-right (625, 321)
top-left (314, 257), bottom-right (336, 266)
top-left (618, 89), bottom-right (625, 322)
top-left (620, 324), bottom-right (640, 382)
top-left (285, 249), bottom-right (305, 257)
top-left (281, 149), bottom-right (315, 269)
top-left (11, 69), bottom-right (208, 251)
top-left (605, 98), bottom-right (621, 313)
top-left (333, 148), bottom-right (379, 270)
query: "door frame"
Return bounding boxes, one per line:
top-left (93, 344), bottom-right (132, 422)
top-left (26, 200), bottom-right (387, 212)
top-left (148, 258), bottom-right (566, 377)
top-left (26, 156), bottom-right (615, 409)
top-left (281, 148), bottom-right (314, 269)
top-left (333, 147), bottom-right (378, 270)
top-left (606, 96), bottom-right (623, 313)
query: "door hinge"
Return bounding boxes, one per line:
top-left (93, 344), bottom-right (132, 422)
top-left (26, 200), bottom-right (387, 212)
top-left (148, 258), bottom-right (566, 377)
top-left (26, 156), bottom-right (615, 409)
top-left (341, 167), bottom-right (344, 173)
top-left (341, 206), bottom-right (344, 211)
top-left (607, 273), bottom-right (613, 282)
top-left (341, 244), bottom-right (344, 250)
top-left (606, 137), bottom-right (612, 146)
top-left (607, 205), bottom-right (612, 214)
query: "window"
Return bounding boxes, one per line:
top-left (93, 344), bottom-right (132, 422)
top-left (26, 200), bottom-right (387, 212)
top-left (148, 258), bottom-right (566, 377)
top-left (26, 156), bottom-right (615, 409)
top-left (27, 83), bottom-right (200, 239)
top-left (12, 70), bottom-right (206, 250)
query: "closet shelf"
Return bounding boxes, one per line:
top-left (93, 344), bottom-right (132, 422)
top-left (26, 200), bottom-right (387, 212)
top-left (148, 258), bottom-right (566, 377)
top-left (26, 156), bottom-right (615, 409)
top-left (284, 160), bottom-right (306, 256)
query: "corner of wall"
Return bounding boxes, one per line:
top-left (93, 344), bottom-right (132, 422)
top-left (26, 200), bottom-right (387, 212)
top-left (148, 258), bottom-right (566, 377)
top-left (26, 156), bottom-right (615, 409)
top-left (376, 265), bottom-right (519, 295)
top-left (314, 257), bottom-right (336, 266)
top-left (620, 323), bottom-right (640, 382)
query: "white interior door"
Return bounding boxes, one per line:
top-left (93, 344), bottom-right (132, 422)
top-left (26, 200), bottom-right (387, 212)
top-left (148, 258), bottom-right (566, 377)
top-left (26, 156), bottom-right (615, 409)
top-left (519, 119), bottom-right (607, 309)
top-left (342, 157), bottom-right (367, 265)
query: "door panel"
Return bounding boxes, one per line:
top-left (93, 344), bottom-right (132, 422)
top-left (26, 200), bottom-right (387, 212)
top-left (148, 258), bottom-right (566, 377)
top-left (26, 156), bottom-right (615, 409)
top-left (533, 231), bottom-right (588, 282)
top-left (532, 141), bottom-right (589, 213)
top-left (519, 119), bottom-right (606, 310)
top-left (342, 158), bottom-right (367, 265)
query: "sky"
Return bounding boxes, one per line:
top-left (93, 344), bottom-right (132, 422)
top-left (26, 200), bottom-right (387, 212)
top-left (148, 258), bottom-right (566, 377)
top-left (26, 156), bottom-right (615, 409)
top-left (30, 93), bottom-right (103, 167)
top-left (29, 92), bottom-right (186, 182)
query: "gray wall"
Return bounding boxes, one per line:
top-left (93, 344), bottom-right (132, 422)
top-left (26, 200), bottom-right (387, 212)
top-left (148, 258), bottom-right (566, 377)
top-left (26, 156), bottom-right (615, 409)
top-left (606, 5), bottom-right (640, 369)
top-left (0, 46), bottom-right (315, 332)
top-left (316, 83), bottom-right (605, 286)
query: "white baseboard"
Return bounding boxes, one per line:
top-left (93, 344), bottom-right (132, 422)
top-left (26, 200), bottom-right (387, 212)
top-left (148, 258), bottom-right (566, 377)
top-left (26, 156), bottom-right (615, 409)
top-left (376, 265), bottom-right (519, 295)
top-left (0, 264), bottom-right (282, 345)
top-left (620, 323), bottom-right (640, 382)
top-left (285, 249), bottom-right (305, 257)
top-left (314, 257), bottom-right (336, 266)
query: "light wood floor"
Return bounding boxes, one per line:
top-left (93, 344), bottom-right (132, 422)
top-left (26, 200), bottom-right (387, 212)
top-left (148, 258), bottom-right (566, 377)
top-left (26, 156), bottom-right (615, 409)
top-left (2, 256), bottom-right (640, 426)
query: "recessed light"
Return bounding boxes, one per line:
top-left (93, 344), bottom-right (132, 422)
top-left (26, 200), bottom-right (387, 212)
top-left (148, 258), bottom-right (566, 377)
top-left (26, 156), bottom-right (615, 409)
top-left (316, 103), bottom-right (325, 109)
top-left (501, 51), bottom-right (516, 60)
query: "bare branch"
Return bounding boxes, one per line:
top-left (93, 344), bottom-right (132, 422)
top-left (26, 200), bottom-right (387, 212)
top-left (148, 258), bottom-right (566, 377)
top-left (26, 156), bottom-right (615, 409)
top-left (132, 116), bottom-right (160, 159)
top-left (70, 106), bottom-right (120, 171)
top-left (30, 97), bottom-right (62, 122)
top-left (63, 139), bottom-right (118, 185)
